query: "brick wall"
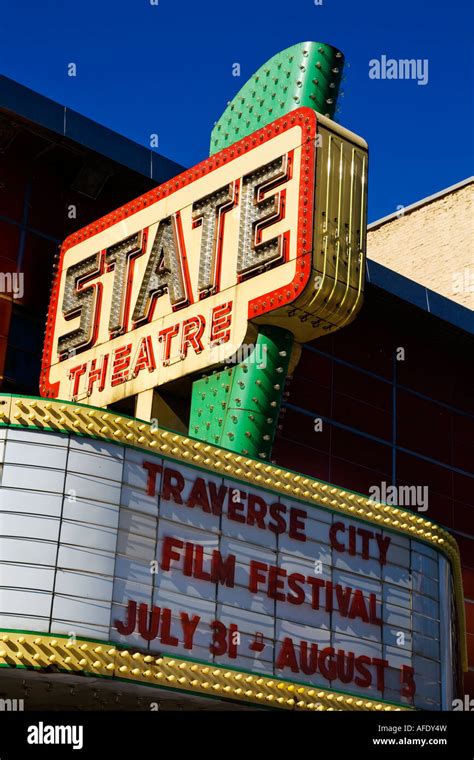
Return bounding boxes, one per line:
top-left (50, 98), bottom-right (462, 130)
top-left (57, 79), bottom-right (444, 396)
top-left (368, 180), bottom-right (474, 309)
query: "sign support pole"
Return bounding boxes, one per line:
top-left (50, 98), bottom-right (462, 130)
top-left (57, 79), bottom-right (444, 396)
top-left (135, 388), bottom-right (154, 421)
top-left (189, 41), bottom-right (344, 458)
top-left (189, 326), bottom-right (293, 459)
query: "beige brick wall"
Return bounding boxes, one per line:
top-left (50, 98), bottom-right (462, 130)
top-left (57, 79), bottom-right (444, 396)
top-left (367, 180), bottom-right (474, 309)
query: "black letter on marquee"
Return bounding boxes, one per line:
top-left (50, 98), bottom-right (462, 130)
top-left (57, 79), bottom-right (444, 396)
top-left (192, 183), bottom-right (235, 297)
top-left (58, 252), bottom-right (102, 356)
top-left (237, 154), bottom-right (289, 278)
top-left (132, 215), bottom-right (188, 323)
top-left (105, 232), bottom-right (143, 335)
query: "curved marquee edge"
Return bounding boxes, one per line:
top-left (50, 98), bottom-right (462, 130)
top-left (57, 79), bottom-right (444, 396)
top-left (0, 392), bottom-right (467, 672)
top-left (0, 629), bottom-right (411, 712)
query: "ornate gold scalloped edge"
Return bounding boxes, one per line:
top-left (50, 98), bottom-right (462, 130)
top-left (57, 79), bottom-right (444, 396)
top-left (0, 393), bottom-right (467, 671)
top-left (0, 630), bottom-right (410, 711)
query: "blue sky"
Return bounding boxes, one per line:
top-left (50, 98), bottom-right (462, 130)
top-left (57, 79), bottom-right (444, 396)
top-left (1, 0), bottom-right (472, 221)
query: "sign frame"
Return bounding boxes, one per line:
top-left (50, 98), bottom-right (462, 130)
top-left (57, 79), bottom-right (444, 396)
top-left (41, 110), bottom-right (317, 402)
top-left (0, 392), bottom-right (467, 693)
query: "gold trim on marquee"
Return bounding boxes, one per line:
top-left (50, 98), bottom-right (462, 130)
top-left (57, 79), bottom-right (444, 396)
top-left (0, 393), bottom-right (467, 680)
top-left (0, 630), bottom-right (409, 711)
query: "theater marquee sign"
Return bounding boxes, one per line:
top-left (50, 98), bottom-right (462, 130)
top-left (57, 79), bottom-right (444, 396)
top-left (41, 109), bottom-right (368, 406)
top-left (0, 396), bottom-right (464, 711)
top-left (115, 460), bottom-right (416, 702)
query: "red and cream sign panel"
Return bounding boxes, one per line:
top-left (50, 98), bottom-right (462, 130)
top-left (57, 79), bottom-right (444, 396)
top-left (41, 111), bottom-right (317, 406)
